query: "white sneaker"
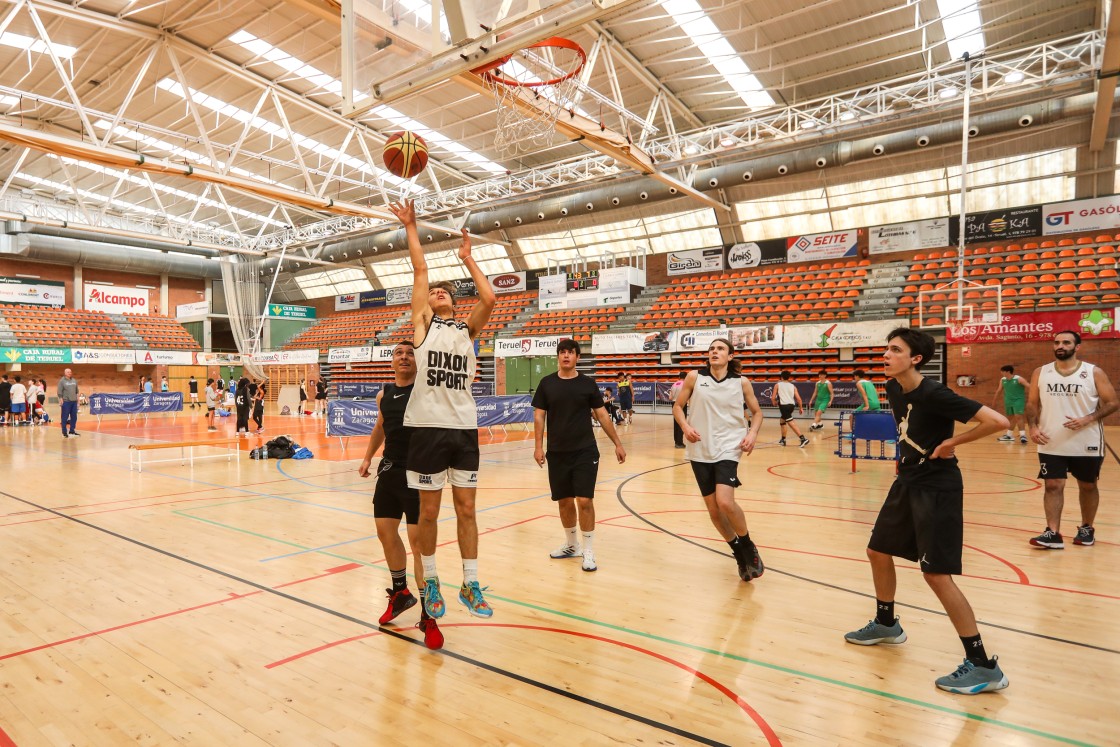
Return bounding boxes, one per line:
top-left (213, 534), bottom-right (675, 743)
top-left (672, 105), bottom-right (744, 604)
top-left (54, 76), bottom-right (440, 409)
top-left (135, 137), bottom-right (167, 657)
top-left (581, 549), bottom-right (597, 572)
top-left (549, 544), bottom-right (580, 559)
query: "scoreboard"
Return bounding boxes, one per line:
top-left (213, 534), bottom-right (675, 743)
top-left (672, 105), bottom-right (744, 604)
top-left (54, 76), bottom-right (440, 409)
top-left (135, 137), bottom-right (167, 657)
top-left (566, 270), bottom-right (599, 292)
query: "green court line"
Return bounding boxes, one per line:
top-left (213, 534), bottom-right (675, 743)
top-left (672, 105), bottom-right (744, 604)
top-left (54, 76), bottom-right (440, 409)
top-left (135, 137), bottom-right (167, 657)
top-left (170, 509), bottom-right (1096, 747)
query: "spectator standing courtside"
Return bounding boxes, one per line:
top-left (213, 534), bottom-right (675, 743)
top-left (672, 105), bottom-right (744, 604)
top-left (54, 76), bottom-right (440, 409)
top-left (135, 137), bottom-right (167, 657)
top-left (0, 373), bottom-right (11, 425)
top-left (57, 368), bottom-right (80, 437)
top-left (617, 372), bottom-right (634, 425)
top-left (1025, 331), bottom-right (1118, 549)
top-left (252, 380), bottom-right (266, 433)
top-left (9, 376), bottom-right (27, 425)
top-left (143, 377), bottom-right (153, 394)
top-left (188, 375), bottom-right (199, 409)
top-left (205, 378), bottom-right (218, 431)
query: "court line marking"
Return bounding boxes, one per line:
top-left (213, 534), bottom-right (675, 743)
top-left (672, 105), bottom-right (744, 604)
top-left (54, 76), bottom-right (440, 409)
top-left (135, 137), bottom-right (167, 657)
top-left (4, 479), bottom-right (1097, 747)
top-left (266, 622), bottom-right (781, 747)
top-left (0, 489), bottom-right (734, 747)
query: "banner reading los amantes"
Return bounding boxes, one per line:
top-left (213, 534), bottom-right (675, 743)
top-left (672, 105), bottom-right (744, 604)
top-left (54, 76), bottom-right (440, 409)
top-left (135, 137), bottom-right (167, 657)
top-left (946, 309), bottom-right (1120, 343)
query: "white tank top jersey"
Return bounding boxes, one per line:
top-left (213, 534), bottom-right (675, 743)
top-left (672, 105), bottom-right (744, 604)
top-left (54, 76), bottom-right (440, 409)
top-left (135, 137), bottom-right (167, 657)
top-left (686, 366), bottom-right (748, 463)
top-left (1037, 361), bottom-right (1104, 457)
top-left (776, 380), bottom-right (797, 405)
top-left (404, 315), bottom-right (478, 429)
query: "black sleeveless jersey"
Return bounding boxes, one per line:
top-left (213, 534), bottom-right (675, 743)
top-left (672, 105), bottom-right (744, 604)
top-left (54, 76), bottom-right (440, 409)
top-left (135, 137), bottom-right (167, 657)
top-left (380, 383), bottom-right (415, 464)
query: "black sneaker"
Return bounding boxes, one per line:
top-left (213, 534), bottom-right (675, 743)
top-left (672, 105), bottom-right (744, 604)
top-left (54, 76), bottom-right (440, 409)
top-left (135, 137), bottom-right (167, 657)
top-left (1073, 525), bottom-right (1095, 546)
top-left (744, 547), bottom-right (764, 581)
top-left (733, 545), bottom-right (751, 581)
top-left (778, 438), bottom-right (786, 447)
top-left (1029, 528), bottom-right (1064, 549)
top-left (799, 436), bottom-right (810, 448)
top-left (378, 588), bottom-right (417, 625)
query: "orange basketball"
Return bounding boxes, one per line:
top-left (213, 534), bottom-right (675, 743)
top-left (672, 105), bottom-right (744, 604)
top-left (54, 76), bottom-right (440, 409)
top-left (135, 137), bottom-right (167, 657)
top-left (382, 131), bottom-right (429, 179)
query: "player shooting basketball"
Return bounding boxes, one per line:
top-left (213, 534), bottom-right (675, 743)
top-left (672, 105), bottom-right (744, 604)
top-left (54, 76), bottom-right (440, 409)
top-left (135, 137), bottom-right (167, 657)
top-left (387, 199), bottom-right (496, 632)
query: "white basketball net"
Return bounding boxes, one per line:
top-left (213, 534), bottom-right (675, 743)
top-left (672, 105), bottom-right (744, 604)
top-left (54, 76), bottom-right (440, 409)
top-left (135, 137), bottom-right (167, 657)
top-left (477, 41), bottom-right (585, 157)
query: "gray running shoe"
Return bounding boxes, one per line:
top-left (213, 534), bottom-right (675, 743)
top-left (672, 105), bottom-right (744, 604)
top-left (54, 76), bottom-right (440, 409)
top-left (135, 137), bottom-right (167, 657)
top-left (935, 657), bottom-right (1009, 695)
top-left (844, 617), bottom-right (907, 645)
top-left (1073, 525), bottom-right (1095, 546)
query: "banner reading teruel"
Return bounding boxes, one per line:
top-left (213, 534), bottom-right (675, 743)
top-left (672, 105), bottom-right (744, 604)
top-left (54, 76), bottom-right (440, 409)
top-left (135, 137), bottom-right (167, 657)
top-left (946, 309), bottom-right (1120, 343)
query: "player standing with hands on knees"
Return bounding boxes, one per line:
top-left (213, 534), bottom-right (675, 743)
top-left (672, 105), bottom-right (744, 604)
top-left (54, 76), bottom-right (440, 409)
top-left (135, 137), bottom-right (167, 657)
top-left (389, 199), bottom-right (496, 629)
top-left (673, 338), bottom-right (765, 581)
top-left (844, 328), bottom-right (1010, 695)
top-left (533, 339), bottom-right (626, 572)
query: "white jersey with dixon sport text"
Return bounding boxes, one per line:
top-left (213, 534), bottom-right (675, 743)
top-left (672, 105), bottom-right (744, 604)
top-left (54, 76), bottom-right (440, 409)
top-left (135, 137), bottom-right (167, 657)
top-left (404, 314), bottom-right (477, 429)
top-left (1037, 361), bottom-right (1104, 457)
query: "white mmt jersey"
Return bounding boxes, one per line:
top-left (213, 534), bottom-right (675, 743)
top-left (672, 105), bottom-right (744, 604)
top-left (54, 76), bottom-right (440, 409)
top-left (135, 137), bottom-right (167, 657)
top-left (1037, 361), bottom-right (1104, 457)
top-left (404, 315), bottom-right (478, 429)
top-left (686, 366), bottom-right (748, 463)
top-left (776, 380), bottom-right (797, 405)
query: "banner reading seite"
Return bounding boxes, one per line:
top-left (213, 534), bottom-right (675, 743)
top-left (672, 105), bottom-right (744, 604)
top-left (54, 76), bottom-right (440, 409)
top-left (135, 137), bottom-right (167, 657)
top-left (946, 309), bottom-right (1120, 343)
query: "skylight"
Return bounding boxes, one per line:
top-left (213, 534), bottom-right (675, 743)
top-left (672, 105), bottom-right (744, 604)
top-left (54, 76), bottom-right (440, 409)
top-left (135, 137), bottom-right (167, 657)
top-left (0, 31), bottom-right (77, 59)
top-left (156, 78), bottom-right (426, 194)
top-left (228, 30), bottom-right (505, 174)
top-left (936, 0), bottom-right (986, 60)
top-left (294, 267), bottom-right (373, 297)
top-left (0, 94), bottom-right (18, 108)
top-left (660, 0), bottom-right (774, 110)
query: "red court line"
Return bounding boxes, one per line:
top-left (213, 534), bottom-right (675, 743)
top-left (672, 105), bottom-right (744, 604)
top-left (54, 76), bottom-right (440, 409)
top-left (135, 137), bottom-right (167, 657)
top-left (0, 725), bottom-right (17, 747)
top-left (966, 545), bottom-right (1031, 584)
top-left (266, 622), bottom-right (783, 747)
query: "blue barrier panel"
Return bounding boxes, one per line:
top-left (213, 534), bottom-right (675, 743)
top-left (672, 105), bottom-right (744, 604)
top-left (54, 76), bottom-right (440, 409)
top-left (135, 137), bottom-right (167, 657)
top-left (475, 395), bottom-right (534, 427)
top-left (835, 410), bottom-right (898, 472)
top-left (471, 382), bottom-right (495, 397)
top-left (90, 392), bottom-right (183, 415)
top-left (326, 400), bottom-right (380, 437)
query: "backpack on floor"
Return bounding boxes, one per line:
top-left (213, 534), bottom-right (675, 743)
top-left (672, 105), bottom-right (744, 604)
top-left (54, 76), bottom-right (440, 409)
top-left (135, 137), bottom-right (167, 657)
top-left (265, 435), bottom-right (296, 459)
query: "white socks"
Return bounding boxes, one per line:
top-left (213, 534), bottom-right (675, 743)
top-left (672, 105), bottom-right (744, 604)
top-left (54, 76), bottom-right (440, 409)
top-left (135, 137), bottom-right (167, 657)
top-left (582, 531), bottom-right (594, 552)
top-left (421, 554), bottom-right (437, 580)
top-left (564, 525), bottom-right (578, 548)
top-left (462, 558), bottom-right (478, 584)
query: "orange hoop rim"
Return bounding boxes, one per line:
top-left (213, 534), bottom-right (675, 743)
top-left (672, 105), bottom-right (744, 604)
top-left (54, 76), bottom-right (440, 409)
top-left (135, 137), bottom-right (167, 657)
top-left (470, 36), bottom-right (586, 88)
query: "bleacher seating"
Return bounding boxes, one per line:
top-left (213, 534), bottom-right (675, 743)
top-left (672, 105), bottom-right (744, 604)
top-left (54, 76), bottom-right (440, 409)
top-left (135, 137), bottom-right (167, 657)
top-left (285, 304), bottom-right (407, 352)
top-left (124, 315), bottom-right (202, 350)
top-left (2, 305), bottom-right (131, 348)
top-left (521, 306), bottom-right (623, 342)
top-left (896, 232), bottom-right (1119, 325)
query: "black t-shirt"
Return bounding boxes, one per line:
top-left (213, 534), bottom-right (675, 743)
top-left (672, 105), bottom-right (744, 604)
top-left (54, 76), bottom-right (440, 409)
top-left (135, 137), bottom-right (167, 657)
top-left (887, 377), bottom-right (982, 490)
top-left (532, 373), bottom-right (605, 453)
top-left (188, 379), bottom-right (198, 393)
top-left (235, 389), bottom-right (250, 410)
top-left (0, 381), bottom-right (11, 407)
top-left (379, 383), bottom-right (415, 464)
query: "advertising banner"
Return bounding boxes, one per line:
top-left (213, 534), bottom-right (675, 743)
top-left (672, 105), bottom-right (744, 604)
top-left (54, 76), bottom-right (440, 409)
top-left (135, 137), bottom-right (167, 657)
top-left (358, 290), bottom-right (387, 309)
top-left (951, 206), bottom-right (1042, 244)
top-left (631, 381), bottom-right (657, 404)
top-left (373, 345), bottom-right (396, 361)
top-left (471, 382), bottom-right (494, 397)
top-left (89, 392), bottom-right (183, 415)
top-left (335, 293), bottom-right (361, 311)
top-left (945, 309), bottom-right (1120, 343)
top-left (1042, 196), bottom-right (1120, 236)
top-left (869, 218), bottom-right (950, 255)
top-left (326, 400), bottom-right (380, 437)
top-left (336, 382), bottom-right (384, 398)
top-left (71, 348), bottom-right (134, 365)
top-left (386, 287), bottom-right (412, 305)
top-left (494, 336), bottom-right (564, 358)
top-left (452, 278), bottom-right (477, 298)
top-left (195, 351), bottom-right (245, 365)
top-left (787, 230), bottom-right (859, 263)
top-left (726, 239), bottom-right (787, 269)
top-left (597, 266), bottom-right (632, 305)
top-left (175, 300), bottom-right (209, 319)
top-left (538, 274), bottom-right (567, 310)
top-left (0, 276), bottom-right (66, 307)
top-left (267, 304), bottom-right (315, 319)
top-left (250, 349), bottom-right (320, 365)
top-left (668, 327), bottom-right (727, 353)
top-left (136, 350), bottom-right (194, 365)
top-left (328, 346), bottom-right (373, 364)
top-left (728, 324), bottom-right (783, 350)
top-left (488, 271), bottom-right (527, 294)
top-left (1, 347), bottom-right (71, 364)
top-left (783, 320), bottom-right (898, 350)
top-left (84, 284), bottom-right (149, 314)
top-left (666, 248), bottom-right (725, 276)
top-left (475, 395), bottom-right (534, 427)
top-left (592, 332), bottom-right (649, 355)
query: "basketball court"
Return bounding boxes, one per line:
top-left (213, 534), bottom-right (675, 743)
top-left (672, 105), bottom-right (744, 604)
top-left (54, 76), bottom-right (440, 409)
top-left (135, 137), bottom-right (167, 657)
top-left (0, 409), bottom-right (1116, 745)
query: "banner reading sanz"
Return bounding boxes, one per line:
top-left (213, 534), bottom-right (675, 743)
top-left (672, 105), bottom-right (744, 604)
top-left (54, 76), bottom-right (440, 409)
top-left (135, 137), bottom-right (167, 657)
top-left (89, 392), bottom-right (183, 415)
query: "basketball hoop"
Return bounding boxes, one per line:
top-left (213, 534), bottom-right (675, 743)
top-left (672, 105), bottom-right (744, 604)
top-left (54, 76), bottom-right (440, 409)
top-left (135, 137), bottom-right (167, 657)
top-left (470, 37), bottom-right (586, 157)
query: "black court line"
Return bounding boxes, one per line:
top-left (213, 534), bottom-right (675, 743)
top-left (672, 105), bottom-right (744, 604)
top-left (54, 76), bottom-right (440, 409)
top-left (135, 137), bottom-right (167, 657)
top-left (615, 463), bottom-right (1120, 656)
top-left (0, 488), bottom-right (729, 747)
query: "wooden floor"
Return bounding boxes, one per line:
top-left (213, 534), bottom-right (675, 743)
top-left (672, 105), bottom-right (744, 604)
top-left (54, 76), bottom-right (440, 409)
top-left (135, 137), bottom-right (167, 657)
top-left (0, 406), bottom-right (1116, 746)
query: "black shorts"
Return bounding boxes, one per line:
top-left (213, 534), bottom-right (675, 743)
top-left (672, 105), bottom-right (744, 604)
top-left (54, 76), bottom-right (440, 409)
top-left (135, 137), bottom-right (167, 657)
top-left (619, 391), bottom-right (633, 409)
top-left (1037, 454), bottom-right (1104, 482)
top-left (546, 447), bottom-right (600, 501)
top-left (690, 460), bottom-right (741, 496)
top-left (778, 404), bottom-right (795, 422)
top-left (406, 427), bottom-right (480, 490)
top-left (373, 465), bottom-right (420, 523)
top-left (868, 481), bottom-right (963, 575)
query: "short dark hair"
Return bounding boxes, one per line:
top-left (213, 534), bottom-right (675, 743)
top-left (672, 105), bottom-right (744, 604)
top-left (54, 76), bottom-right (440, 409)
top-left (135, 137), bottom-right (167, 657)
top-left (207, 378), bottom-right (214, 385)
top-left (557, 338), bottom-right (581, 355)
top-left (887, 327), bottom-right (935, 369)
top-left (393, 340), bottom-right (415, 351)
top-left (1000, 365), bottom-right (1014, 374)
top-left (678, 371), bottom-right (687, 379)
top-left (1055, 329), bottom-right (1082, 345)
top-left (780, 370), bottom-right (791, 380)
top-left (853, 369), bottom-right (865, 378)
top-left (818, 370), bottom-right (827, 377)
